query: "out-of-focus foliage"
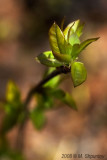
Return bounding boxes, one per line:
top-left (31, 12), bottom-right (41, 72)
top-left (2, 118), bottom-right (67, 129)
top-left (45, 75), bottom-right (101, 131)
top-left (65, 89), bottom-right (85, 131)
top-left (0, 146), bottom-right (24, 160)
top-left (30, 108), bottom-right (46, 130)
top-left (30, 67), bottom-right (77, 130)
top-left (0, 82), bottom-right (24, 159)
top-left (1, 81), bottom-right (23, 134)
top-left (0, 20), bottom-right (19, 42)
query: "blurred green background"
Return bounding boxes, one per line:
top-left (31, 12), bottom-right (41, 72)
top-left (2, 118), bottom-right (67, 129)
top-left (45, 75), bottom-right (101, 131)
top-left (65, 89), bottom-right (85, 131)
top-left (0, 0), bottom-right (107, 160)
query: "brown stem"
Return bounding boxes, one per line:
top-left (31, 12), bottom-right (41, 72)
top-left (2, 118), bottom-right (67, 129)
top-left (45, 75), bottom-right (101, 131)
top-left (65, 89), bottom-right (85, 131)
top-left (16, 66), bottom-right (70, 151)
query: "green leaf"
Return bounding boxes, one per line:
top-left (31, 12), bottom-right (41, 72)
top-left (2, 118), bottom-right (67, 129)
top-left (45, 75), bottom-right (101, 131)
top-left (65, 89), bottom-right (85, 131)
top-left (49, 22), bottom-right (66, 54)
top-left (51, 89), bottom-right (65, 99)
top-left (63, 22), bottom-right (74, 40)
top-left (47, 88), bottom-right (65, 99)
top-left (71, 62), bottom-right (87, 87)
top-left (69, 32), bottom-right (80, 46)
top-left (30, 108), bottom-right (46, 130)
top-left (2, 80), bottom-right (22, 133)
top-left (3, 103), bottom-right (12, 114)
top-left (72, 20), bottom-right (80, 32)
top-left (47, 88), bottom-right (77, 110)
top-left (71, 44), bottom-right (80, 59)
top-left (44, 68), bottom-right (61, 88)
top-left (49, 22), bottom-right (72, 63)
top-left (63, 93), bottom-right (77, 110)
top-left (64, 20), bottom-right (80, 40)
top-left (76, 23), bottom-right (85, 37)
top-left (65, 43), bottom-right (73, 55)
top-left (1, 110), bottom-right (19, 134)
top-left (2, 81), bottom-right (22, 134)
top-left (78, 37), bottom-right (99, 54)
top-left (36, 92), bottom-right (54, 110)
top-left (43, 95), bottom-right (53, 109)
top-left (52, 51), bottom-right (71, 63)
top-left (71, 37), bottom-right (99, 59)
top-left (64, 20), bottom-right (84, 47)
top-left (36, 51), bottom-right (63, 67)
top-left (6, 81), bottom-right (20, 104)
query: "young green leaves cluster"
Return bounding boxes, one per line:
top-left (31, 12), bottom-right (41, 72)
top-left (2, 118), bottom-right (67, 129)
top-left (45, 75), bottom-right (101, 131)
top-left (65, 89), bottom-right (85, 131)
top-left (36, 19), bottom-right (99, 87)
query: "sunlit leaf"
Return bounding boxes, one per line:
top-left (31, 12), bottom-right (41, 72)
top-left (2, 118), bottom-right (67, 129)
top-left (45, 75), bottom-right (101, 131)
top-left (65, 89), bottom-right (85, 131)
top-left (63, 22), bottom-right (74, 40)
top-left (52, 51), bottom-right (71, 63)
top-left (36, 51), bottom-right (63, 67)
top-left (78, 37), bottom-right (99, 54)
top-left (49, 22), bottom-right (72, 63)
top-left (76, 23), bottom-right (85, 37)
top-left (71, 38), bottom-right (99, 59)
top-left (49, 22), bottom-right (66, 54)
top-left (44, 74), bottom-right (60, 88)
top-left (71, 62), bottom-right (87, 87)
top-left (30, 108), bottom-right (46, 130)
top-left (44, 68), bottom-right (61, 88)
top-left (64, 20), bottom-right (80, 40)
top-left (72, 20), bottom-right (80, 32)
top-left (69, 32), bottom-right (80, 45)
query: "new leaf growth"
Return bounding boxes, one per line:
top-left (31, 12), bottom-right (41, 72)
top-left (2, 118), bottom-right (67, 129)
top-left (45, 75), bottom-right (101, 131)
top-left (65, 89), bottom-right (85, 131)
top-left (36, 19), bottom-right (99, 87)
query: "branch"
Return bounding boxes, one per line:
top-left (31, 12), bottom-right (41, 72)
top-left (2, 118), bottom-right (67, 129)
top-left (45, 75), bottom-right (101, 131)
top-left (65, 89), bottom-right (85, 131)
top-left (16, 66), bottom-right (70, 151)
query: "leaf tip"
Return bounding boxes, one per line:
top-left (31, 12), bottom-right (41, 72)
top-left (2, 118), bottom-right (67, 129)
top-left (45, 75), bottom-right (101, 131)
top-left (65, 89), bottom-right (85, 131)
top-left (53, 21), bottom-right (57, 26)
top-left (96, 37), bottom-right (100, 40)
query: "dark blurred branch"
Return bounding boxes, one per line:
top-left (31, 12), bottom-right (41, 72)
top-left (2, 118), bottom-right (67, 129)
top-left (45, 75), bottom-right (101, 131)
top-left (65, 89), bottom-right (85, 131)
top-left (16, 66), bottom-right (70, 151)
